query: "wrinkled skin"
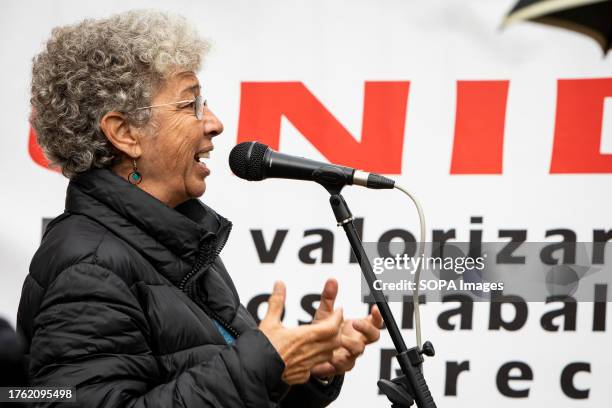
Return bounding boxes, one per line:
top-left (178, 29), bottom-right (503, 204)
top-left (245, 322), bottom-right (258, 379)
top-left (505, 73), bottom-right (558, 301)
top-left (258, 281), bottom-right (343, 384)
top-left (101, 70), bottom-right (223, 208)
top-left (310, 279), bottom-right (384, 378)
top-left (258, 279), bottom-right (383, 383)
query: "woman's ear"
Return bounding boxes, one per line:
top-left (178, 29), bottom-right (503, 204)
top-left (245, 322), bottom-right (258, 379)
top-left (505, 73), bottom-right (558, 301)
top-left (100, 111), bottom-right (142, 158)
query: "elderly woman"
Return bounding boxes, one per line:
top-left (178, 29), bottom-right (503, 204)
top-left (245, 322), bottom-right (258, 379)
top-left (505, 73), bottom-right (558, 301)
top-left (17, 10), bottom-right (383, 408)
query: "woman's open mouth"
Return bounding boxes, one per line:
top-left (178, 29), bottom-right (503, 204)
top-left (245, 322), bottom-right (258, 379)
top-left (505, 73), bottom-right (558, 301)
top-left (194, 151), bottom-right (211, 176)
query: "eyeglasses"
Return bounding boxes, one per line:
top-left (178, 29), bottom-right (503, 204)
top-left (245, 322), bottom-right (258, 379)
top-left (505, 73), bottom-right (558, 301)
top-left (133, 95), bottom-right (207, 120)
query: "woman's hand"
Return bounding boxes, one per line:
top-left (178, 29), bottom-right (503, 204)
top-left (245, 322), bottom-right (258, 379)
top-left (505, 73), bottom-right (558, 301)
top-left (259, 281), bottom-right (343, 385)
top-left (310, 279), bottom-right (384, 378)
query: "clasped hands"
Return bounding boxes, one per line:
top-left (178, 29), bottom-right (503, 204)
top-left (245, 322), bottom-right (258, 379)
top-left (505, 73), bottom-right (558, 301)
top-left (258, 279), bottom-right (383, 385)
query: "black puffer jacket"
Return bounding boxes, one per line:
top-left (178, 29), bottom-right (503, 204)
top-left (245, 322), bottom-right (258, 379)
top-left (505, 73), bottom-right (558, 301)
top-left (17, 169), bottom-right (342, 407)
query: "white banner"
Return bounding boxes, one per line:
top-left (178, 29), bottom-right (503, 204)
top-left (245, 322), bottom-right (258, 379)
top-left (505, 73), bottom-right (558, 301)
top-left (1, 0), bottom-right (610, 406)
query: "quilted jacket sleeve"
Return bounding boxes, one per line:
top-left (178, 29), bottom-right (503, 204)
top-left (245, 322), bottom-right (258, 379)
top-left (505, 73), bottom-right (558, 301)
top-left (20, 263), bottom-right (288, 408)
top-left (280, 375), bottom-right (344, 407)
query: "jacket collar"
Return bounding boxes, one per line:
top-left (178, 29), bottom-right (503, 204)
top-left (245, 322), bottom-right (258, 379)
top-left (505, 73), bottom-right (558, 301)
top-left (65, 168), bottom-right (231, 286)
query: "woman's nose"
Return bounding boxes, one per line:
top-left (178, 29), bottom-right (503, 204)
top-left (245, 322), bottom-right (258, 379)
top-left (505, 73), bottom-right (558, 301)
top-left (203, 107), bottom-right (224, 137)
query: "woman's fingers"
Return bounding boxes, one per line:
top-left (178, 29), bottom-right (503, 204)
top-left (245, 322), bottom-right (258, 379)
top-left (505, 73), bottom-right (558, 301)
top-left (325, 347), bottom-right (356, 374)
top-left (340, 334), bottom-right (366, 357)
top-left (313, 278), bottom-right (338, 321)
top-left (352, 318), bottom-right (381, 343)
top-left (291, 308), bottom-right (343, 358)
top-left (311, 361), bottom-right (337, 378)
top-left (282, 368), bottom-right (310, 385)
top-left (263, 281), bottom-right (286, 323)
top-left (269, 283), bottom-right (385, 382)
top-left (368, 305), bottom-right (384, 329)
top-left (310, 307), bottom-right (343, 340)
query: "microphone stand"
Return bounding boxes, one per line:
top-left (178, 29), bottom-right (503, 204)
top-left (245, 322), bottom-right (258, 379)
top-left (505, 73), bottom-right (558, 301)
top-left (325, 187), bottom-right (437, 408)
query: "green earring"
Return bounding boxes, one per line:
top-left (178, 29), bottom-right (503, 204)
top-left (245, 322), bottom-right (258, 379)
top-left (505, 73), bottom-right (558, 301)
top-left (128, 159), bottom-right (142, 185)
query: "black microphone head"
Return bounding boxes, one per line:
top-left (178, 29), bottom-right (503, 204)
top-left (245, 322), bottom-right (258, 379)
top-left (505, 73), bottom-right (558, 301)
top-left (229, 141), bottom-right (270, 181)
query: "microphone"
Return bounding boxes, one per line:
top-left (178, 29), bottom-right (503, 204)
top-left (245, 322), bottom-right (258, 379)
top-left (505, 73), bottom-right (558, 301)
top-left (229, 141), bottom-right (395, 189)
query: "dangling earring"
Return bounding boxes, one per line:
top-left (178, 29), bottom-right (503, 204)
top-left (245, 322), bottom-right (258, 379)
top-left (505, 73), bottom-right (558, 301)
top-left (128, 159), bottom-right (142, 185)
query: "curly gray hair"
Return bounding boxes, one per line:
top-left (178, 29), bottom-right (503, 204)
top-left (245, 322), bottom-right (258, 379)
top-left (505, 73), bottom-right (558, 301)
top-left (30, 10), bottom-right (209, 178)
